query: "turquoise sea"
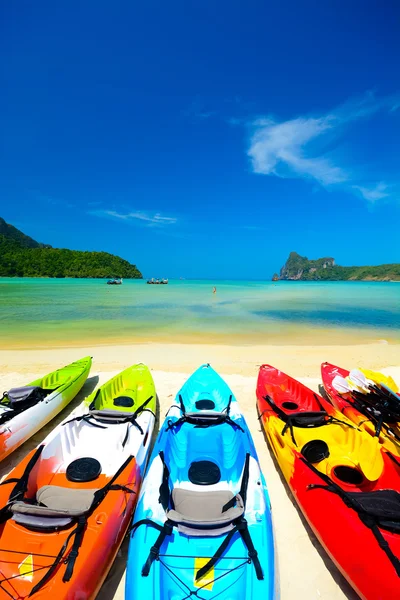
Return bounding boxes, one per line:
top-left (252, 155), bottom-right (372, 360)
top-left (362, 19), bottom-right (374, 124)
top-left (0, 279), bottom-right (399, 348)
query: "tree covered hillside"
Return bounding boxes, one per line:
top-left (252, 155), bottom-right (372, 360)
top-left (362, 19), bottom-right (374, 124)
top-left (0, 218), bottom-right (142, 278)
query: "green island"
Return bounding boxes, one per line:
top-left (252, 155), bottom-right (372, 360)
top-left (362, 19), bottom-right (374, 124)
top-left (0, 217), bottom-right (142, 278)
top-left (277, 251), bottom-right (400, 281)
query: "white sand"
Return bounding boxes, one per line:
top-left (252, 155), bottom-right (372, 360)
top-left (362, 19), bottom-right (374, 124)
top-left (1, 345), bottom-right (399, 599)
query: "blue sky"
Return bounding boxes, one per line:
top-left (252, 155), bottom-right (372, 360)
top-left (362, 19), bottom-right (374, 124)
top-left (1, 1), bottom-right (399, 279)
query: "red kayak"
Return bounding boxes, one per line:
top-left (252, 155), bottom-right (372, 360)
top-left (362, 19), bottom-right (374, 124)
top-left (257, 364), bottom-right (400, 600)
top-left (321, 362), bottom-right (400, 457)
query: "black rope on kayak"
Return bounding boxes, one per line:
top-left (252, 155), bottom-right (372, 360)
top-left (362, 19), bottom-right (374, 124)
top-left (63, 414), bottom-right (108, 429)
top-left (166, 394), bottom-right (244, 433)
top-left (159, 553), bottom-right (250, 559)
top-left (136, 452), bottom-right (263, 582)
top-left (222, 453), bottom-right (250, 512)
top-left (0, 581), bottom-right (15, 600)
top-left (0, 545), bottom-right (83, 599)
top-left (224, 394), bottom-right (233, 415)
top-left (29, 524), bottom-right (80, 596)
top-left (262, 395), bottom-right (356, 447)
top-left (157, 556), bottom-right (205, 600)
top-left (159, 555), bottom-right (250, 600)
top-left (158, 451), bottom-right (171, 511)
top-left (63, 396), bottom-right (154, 436)
top-left (301, 457), bottom-right (400, 577)
top-left (195, 516), bottom-right (263, 581)
top-left (166, 412), bottom-right (244, 433)
top-left (178, 394), bottom-right (186, 414)
top-left (165, 404), bottom-right (182, 417)
top-left (130, 521), bottom-right (256, 600)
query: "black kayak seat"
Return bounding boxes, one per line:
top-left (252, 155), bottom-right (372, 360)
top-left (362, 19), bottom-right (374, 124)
top-left (6, 386), bottom-right (47, 410)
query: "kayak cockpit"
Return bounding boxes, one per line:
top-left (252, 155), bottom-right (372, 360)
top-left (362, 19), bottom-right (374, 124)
top-left (0, 386), bottom-right (56, 425)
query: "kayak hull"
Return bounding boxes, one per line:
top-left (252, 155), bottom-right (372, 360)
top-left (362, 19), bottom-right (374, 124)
top-left (257, 364), bottom-right (400, 600)
top-left (126, 364), bottom-right (277, 599)
top-left (0, 357), bottom-right (92, 461)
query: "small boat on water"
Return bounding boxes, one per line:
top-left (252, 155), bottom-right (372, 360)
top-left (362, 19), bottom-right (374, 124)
top-left (146, 278), bottom-right (168, 284)
top-left (107, 277), bottom-right (123, 285)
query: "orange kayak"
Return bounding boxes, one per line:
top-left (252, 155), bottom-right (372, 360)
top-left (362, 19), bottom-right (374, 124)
top-left (0, 363), bottom-right (156, 599)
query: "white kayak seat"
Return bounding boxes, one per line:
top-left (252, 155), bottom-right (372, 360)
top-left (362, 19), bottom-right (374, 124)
top-left (167, 488), bottom-right (244, 536)
top-left (11, 485), bottom-right (98, 529)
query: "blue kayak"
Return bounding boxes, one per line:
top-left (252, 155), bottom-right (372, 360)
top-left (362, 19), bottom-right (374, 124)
top-left (126, 364), bottom-right (277, 599)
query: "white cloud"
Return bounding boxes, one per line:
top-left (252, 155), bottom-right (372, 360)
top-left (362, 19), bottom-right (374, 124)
top-left (352, 182), bottom-right (390, 203)
top-left (90, 209), bottom-right (178, 227)
top-left (246, 91), bottom-right (400, 202)
top-left (248, 116), bottom-right (346, 185)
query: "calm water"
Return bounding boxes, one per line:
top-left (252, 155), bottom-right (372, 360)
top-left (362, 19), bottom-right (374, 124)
top-left (0, 278), bottom-right (399, 348)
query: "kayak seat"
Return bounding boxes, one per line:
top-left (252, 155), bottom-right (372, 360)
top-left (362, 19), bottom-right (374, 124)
top-left (167, 488), bottom-right (244, 536)
top-left (347, 489), bottom-right (400, 531)
top-left (5, 386), bottom-right (50, 411)
top-left (89, 409), bottom-right (135, 424)
top-left (11, 485), bottom-right (98, 529)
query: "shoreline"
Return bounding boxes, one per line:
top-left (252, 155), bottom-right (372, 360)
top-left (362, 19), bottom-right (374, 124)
top-left (1, 327), bottom-right (400, 352)
top-left (1, 340), bottom-right (399, 378)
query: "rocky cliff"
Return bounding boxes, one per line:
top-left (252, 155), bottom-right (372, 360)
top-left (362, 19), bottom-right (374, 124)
top-left (277, 252), bottom-right (400, 281)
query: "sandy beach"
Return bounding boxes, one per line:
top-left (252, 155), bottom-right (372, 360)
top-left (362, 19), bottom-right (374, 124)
top-left (1, 341), bottom-right (399, 599)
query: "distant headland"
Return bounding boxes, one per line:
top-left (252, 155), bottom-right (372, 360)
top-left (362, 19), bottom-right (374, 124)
top-left (275, 252), bottom-right (400, 281)
top-left (0, 217), bottom-right (142, 278)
